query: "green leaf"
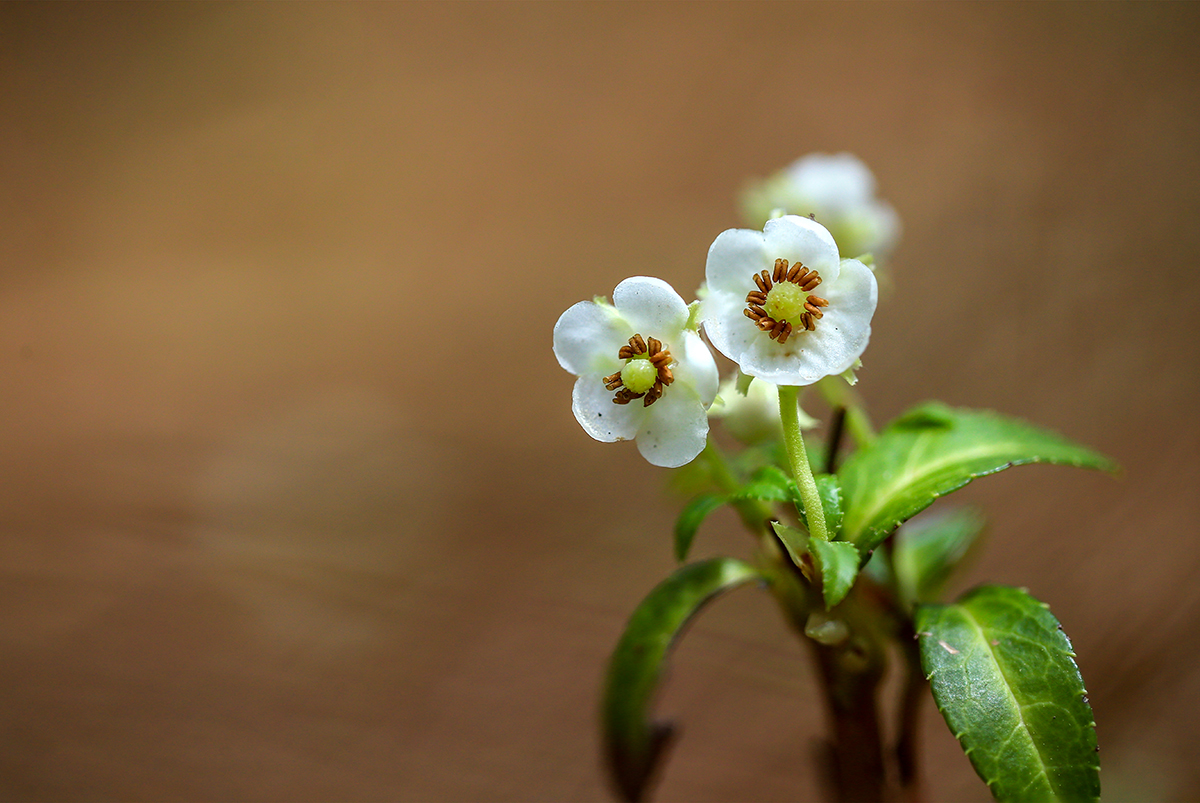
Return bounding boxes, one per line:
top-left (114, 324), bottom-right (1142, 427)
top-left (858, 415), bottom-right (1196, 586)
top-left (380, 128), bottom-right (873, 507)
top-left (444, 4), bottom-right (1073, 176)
top-left (769, 522), bottom-right (860, 609)
top-left (673, 494), bottom-right (727, 562)
top-left (602, 558), bottom-right (763, 802)
top-left (731, 465), bottom-right (794, 503)
top-left (769, 521), bottom-right (809, 569)
top-left (809, 537), bottom-right (860, 609)
top-left (916, 585), bottom-right (1099, 802)
top-left (838, 402), bottom-right (1116, 555)
top-left (893, 507), bottom-right (986, 606)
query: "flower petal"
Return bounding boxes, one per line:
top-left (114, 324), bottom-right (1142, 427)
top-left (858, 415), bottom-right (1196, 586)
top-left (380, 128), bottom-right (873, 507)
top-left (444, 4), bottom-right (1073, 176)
top-left (699, 289), bottom-right (758, 368)
top-left (636, 384), bottom-right (709, 468)
top-left (672, 330), bottom-right (719, 406)
top-left (612, 276), bottom-right (689, 336)
top-left (553, 300), bottom-right (631, 376)
top-left (785, 152), bottom-right (876, 209)
top-left (763, 215), bottom-right (841, 281)
top-left (705, 228), bottom-right (768, 295)
top-left (571, 374), bottom-right (641, 442)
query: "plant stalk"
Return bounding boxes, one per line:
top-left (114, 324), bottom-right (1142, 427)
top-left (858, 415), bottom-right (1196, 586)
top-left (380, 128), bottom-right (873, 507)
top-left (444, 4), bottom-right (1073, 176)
top-left (777, 385), bottom-right (829, 541)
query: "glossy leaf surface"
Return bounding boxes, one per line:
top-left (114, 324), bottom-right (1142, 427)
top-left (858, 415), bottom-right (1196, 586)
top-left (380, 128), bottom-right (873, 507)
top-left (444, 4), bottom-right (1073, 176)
top-left (917, 585), bottom-right (1099, 802)
top-left (839, 403), bottom-right (1115, 555)
top-left (602, 558), bottom-right (762, 801)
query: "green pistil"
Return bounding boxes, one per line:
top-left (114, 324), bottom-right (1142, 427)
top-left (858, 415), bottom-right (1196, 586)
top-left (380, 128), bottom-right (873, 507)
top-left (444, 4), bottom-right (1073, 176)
top-left (764, 282), bottom-right (809, 326)
top-left (620, 359), bottom-right (657, 394)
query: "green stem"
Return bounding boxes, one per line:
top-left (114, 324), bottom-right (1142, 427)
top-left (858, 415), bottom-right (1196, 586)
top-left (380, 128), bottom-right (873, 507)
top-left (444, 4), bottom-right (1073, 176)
top-left (778, 385), bottom-right (829, 542)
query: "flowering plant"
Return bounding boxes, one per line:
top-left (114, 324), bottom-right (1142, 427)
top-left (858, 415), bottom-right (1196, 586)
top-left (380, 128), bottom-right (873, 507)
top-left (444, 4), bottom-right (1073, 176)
top-left (553, 155), bottom-right (1114, 802)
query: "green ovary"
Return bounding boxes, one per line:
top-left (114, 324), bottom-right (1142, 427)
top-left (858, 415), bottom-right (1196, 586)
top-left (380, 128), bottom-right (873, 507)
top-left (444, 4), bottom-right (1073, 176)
top-left (620, 359), bottom-right (658, 394)
top-left (764, 282), bottom-right (808, 323)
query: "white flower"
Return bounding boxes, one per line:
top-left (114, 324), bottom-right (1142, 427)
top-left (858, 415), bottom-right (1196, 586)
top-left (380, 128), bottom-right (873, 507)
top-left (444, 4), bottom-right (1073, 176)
top-left (553, 277), bottom-right (719, 468)
top-left (741, 152), bottom-right (900, 261)
top-left (709, 374), bottom-right (817, 445)
top-left (701, 215), bottom-right (878, 386)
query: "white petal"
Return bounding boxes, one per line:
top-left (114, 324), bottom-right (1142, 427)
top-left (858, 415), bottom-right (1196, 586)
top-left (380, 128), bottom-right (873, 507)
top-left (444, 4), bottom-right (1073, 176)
top-left (786, 153), bottom-right (875, 209)
top-left (804, 258), bottom-right (877, 370)
top-left (699, 290), bottom-right (758, 367)
top-left (572, 374), bottom-right (641, 442)
top-left (763, 215), bottom-right (841, 281)
top-left (864, 200), bottom-right (901, 256)
top-left (612, 276), bottom-right (689, 335)
top-left (705, 228), bottom-right (768, 295)
top-left (553, 300), bottom-right (632, 376)
top-left (736, 259), bottom-right (877, 386)
top-left (636, 385), bottom-right (709, 468)
top-left (672, 330), bottom-right (719, 406)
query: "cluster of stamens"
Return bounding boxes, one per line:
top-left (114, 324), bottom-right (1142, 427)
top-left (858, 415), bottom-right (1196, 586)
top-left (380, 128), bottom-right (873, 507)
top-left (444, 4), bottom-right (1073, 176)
top-left (602, 334), bottom-right (674, 407)
top-left (743, 258), bottom-right (830, 344)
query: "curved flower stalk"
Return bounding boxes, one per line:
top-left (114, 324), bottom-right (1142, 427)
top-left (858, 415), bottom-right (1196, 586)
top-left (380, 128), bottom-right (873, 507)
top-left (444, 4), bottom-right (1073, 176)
top-left (554, 277), bottom-right (719, 468)
top-left (740, 152), bottom-right (900, 263)
top-left (701, 215), bottom-right (878, 387)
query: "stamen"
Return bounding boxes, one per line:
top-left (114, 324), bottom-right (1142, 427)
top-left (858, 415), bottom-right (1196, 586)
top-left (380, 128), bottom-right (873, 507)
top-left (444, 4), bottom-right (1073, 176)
top-left (613, 388), bottom-right (644, 405)
top-left (772, 258), bottom-right (788, 283)
top-left (606, 332), bottom-right (675, 406)
top-left (742, 258), bottom-right (830, 341)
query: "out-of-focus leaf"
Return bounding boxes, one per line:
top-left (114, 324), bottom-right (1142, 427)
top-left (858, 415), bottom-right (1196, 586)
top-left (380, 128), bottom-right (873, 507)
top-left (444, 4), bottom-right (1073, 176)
top-left (673, 494), bottom-right (727, 562)
top-left (602, 558), bottom-right (763, 802)
top-left (893, 507), bottom-right (986, 605)
top-left (916, 585), bottom-right (1099, 802)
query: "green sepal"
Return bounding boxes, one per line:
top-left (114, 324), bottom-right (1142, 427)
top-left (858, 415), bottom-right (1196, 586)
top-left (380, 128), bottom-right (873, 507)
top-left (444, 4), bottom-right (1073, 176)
top-left (892, 507), bottom-right (986, 607)
top-left (602, 558), bottom-right (763, 802)
top-left (838, 402), bottom-right (1116, 556)
top-left (916, 585), bottom-right (1100, 802)
top-left (673, 493), bottom-right (727, 562)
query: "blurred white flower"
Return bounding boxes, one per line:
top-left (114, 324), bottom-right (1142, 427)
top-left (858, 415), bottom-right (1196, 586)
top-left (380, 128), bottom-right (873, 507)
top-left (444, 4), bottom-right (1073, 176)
top-left (741, 152), bottom-right (900, 262)
top-left (709, 374), bottom-right (816, 445)
top-left (701, 215), bottom-right (877, 387)
top-left (553, 277), bottom-right (719, 468)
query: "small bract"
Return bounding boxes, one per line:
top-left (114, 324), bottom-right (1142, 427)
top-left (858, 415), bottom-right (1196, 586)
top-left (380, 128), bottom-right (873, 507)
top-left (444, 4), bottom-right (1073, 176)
top-left (701, 215), bottom-right (878, 387)
top-left (553, 276), bottom-right (719, 468)
top-left (741, 152), bottom-right (900, 262)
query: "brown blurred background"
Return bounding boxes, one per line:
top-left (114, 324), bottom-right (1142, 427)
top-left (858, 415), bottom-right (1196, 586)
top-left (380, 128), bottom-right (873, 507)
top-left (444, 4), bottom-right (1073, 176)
top-left (1, 3), bottom-right (1198, 801)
